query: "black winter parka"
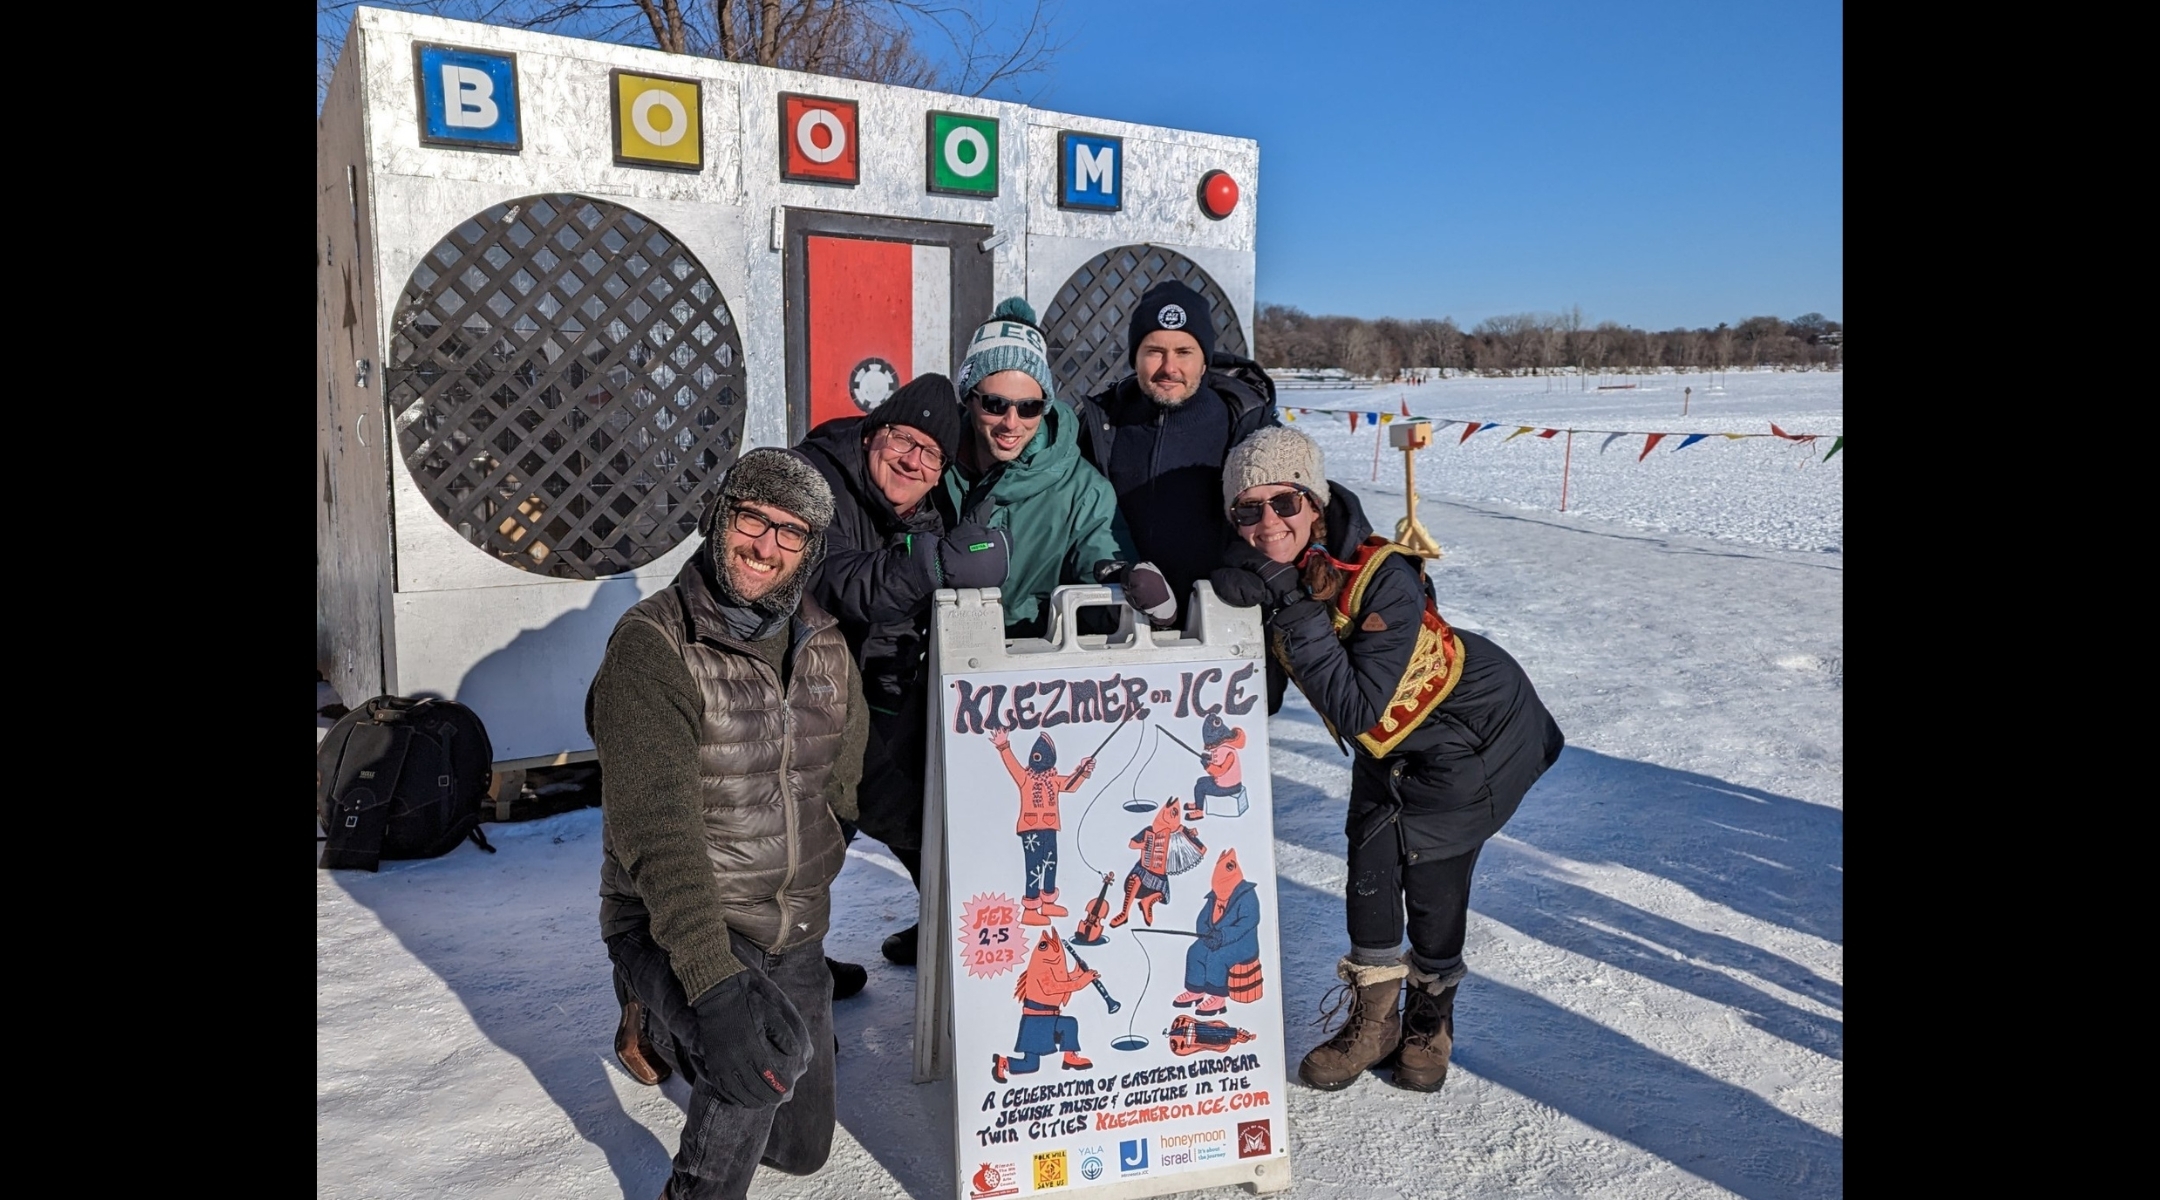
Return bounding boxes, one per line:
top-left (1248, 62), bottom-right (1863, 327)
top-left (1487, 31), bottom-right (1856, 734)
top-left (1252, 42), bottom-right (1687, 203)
top-left (1268, 481), bottom-right (1565, 863)
top-left (797, 417), bottom-right (954, 850)
top-left (1076, 351), bottom-right (1279, 621)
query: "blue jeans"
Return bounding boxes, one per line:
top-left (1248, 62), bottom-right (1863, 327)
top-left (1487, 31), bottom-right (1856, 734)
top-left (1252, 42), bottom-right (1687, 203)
top-left (607, 926), bottom-right (836, 1200)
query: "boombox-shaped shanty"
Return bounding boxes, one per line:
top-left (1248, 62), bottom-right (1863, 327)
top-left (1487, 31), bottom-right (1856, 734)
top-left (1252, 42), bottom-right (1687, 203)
top-left (317, 8), bottom-right (1259, 768)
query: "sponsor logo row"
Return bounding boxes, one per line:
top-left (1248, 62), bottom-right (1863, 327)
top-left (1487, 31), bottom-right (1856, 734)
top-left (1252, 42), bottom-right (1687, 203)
top-left (411, 42), bottom-right (1126, 210)
top-left (969, 1121), bottom-right (1273, 1197)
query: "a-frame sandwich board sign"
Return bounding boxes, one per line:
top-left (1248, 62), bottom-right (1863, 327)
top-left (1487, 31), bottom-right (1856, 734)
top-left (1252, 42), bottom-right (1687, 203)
top-left (916, 583), bottom-right (1293, 1199)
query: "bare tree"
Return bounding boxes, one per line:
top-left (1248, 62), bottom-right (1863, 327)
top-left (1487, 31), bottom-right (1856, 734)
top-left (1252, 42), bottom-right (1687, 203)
top-left (320, 0), bottom-right (1066, 110)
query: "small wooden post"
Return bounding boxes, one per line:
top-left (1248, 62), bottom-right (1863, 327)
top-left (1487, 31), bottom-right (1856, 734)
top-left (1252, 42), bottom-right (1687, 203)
top-left (1395, 423), bottom-right (1442, 558)
top-left (1683, 386), bottom-right (1691, 417)
top-left (1560, 429), bottom-right (1573, 512)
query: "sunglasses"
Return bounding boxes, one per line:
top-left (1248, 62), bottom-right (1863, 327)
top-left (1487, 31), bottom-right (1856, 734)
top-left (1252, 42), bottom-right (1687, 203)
top-left (967, 389), bottom-right (1046, 419)
top-left (1229, 492), bottom-right (1310, 526)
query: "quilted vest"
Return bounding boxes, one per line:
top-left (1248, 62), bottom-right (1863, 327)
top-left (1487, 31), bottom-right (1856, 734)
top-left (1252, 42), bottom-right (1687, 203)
top-left (602, 558), bottom-right (854, 953)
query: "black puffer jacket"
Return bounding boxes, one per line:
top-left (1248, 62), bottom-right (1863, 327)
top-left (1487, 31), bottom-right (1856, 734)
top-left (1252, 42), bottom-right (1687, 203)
top-left (797, 416), bottom-right (954, 851)
top-left (1077, 351), bottom-right (1279, 621)
top-left (1268, 481), bottom-right (1565, 862)
top-left (797, 416), bottom-right (952, 713)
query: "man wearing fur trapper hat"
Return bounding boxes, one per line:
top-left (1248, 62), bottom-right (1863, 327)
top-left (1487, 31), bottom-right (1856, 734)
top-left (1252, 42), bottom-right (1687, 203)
top-left (946, 296), bottom-right (1174, 637)
top-left (1074, 279), bottom-right (1280, 629)
top-left (587, 447), bottom-right (867, 1200)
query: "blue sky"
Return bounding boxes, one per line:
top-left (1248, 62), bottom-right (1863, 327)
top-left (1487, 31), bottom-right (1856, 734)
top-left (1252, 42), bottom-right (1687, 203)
top-left (1026, 1), bottom-right (1842, 330)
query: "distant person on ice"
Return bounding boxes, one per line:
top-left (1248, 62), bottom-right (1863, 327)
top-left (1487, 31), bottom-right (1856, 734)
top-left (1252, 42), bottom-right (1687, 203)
top-left (587, 448), bottom-right (864, 1200)
top-left (1208, 426), bottom-right (1565, 1094)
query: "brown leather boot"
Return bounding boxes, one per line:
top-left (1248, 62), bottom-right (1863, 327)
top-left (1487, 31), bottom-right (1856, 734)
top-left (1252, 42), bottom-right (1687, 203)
top-left (1297, 957), bottom-right (1405, 1091)
top-left (614, 998), bottom-right (670, 1087)
top-left (1393, 963), bottom-right (1460, 1092)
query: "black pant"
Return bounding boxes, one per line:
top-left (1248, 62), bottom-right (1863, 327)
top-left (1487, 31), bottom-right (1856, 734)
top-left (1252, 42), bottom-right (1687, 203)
top-left (1343, 763), bottom-right (1484, 965)
top-left (607, 927), bottom-right (836, 1200)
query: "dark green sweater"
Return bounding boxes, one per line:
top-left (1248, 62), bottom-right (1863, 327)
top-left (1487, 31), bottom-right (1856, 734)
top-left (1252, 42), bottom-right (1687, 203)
top-left (590, 617), bottom-right (866, 997)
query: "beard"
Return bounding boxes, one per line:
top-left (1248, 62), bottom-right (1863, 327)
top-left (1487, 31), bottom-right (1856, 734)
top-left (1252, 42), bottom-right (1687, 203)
top-left (1140, 375), bottom-right (1199, 407)
top-left (722, 544), bottom-right (790, 603)
top-left (706, 532), bottom-right (822, 639)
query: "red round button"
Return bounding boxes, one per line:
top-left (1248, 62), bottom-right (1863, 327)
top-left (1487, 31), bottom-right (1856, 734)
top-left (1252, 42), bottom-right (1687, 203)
top-left (1199, 170), bottom-right (1239, 219)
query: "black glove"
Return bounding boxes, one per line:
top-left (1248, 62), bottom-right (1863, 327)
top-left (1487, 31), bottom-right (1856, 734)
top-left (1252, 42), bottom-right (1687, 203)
top-left (1216, 542), bottom-right (1306, 610)
top-left (1095, 560), bottom-right (1177, 626)
top-left (691, 967), bottom-right (813, 1108)
top-left (1207, 565), bottom-right (1271, 609)
top-left (936, 523), bottom-right (1010, 590)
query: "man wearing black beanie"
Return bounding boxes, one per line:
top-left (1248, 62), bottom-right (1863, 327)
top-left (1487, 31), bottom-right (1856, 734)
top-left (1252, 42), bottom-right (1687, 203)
top-left (1075, 280), bottom-right (1280, 628)
top-left (796, 373), bottom-right (1002, 966)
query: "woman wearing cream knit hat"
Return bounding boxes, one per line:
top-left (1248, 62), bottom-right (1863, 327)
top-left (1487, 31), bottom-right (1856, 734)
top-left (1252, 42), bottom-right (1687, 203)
top-left (1208, 426), bottom-right (1566, 1095)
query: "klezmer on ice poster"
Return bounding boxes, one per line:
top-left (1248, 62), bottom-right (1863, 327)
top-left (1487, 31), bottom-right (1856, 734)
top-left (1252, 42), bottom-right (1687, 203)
top-left (938, 655), bottom-right (1290, 1199)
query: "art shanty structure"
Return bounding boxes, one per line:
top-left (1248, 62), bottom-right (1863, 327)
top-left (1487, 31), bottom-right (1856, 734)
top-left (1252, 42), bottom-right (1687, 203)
top-left (317, 7), bottom-right (1259, 767)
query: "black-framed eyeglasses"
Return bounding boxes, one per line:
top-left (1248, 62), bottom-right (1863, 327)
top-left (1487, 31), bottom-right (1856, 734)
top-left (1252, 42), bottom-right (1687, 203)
top-left (876, 426), bottom-right (945, 469)
top-left (1229, 492), bottom-right (1309, 527)
top-left (967, 389), bottom-right (1046, 419)
top-left (729, 505), bottom-right (811, 552)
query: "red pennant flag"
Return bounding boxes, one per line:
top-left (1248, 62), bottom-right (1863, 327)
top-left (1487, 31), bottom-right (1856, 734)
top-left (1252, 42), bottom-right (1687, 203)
top-left (1638, 433), bottom-right (1666, 461)
top-left (1349, 412), bottom-right (1360, 432)
top-left (1537, 428), bottom-right (1560, 439)
top-left (1400, 397), bottom-right (1411, 417)
top-left (1459, 421), bottom-right (1481, 444)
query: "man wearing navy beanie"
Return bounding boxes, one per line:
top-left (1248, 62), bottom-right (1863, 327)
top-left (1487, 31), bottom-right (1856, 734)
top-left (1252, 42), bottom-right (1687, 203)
top-left (1076, 279), bottom-right (1279, 629)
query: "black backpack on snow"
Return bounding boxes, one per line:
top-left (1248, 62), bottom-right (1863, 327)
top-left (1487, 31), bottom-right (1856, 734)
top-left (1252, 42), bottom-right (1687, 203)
top-left (317, 695), bottom-right (498, 871)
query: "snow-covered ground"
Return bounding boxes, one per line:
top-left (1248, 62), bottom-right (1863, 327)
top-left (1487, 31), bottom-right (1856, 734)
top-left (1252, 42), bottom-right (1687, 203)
top-left (318, 369), bottom-right (1842, 1198)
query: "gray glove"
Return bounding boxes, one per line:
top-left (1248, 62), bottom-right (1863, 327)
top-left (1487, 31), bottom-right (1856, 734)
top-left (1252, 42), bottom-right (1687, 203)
top-left (1095, 560), bottom-right (1177, 627)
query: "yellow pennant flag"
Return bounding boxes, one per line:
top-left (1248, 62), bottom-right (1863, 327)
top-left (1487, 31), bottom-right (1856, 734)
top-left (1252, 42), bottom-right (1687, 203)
top-left (1723, 432), bottom-right (1746, 440)
top-left (1502, 425), bottom-right (1536, 443)
top-left (1284, 410), bottom-right (1296, 421)
top-left (1380, 413), bottom-right (1395, 424)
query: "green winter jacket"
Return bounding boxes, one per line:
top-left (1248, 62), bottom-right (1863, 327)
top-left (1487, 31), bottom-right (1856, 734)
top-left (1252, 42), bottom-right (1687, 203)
top-left (942, 399), bottom-right (1135, 639)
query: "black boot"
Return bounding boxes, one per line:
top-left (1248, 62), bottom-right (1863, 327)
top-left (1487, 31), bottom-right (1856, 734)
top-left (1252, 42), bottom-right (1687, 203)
top-left (829, 957), bottom-right (868, 1000)
top-left (882, 924), bottom-right (920, 966)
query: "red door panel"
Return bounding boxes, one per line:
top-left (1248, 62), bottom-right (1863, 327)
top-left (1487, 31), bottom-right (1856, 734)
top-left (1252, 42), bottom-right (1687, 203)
top-left (807, 235), bottom-right (912, 430)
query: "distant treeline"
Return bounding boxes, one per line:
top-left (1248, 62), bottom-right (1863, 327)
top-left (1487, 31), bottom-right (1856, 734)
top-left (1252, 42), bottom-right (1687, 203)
top-left (1254, 304), bottom-right (1844, 376)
